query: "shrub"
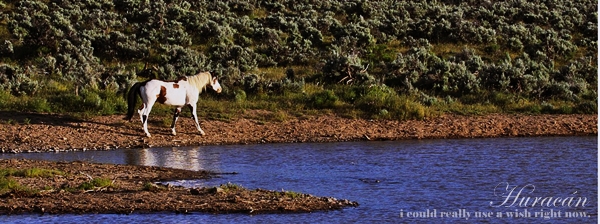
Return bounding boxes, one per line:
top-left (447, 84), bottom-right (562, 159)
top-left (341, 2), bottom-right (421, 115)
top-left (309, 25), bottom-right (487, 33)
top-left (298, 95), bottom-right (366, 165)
top-left (574, 101), bottom-right (597, 114)
top-left (0, 0), bottom-right (595, 116)
top-left (0, 64), bottom-right (40, 96)
top-left (355, 85), bottom-right (429, 120)
top-left (0, 40), bottom-right (13, 55)
top-left (234, 89), bottom-right (247, 102)
top-left (320, 50), bottom-right (374, 85)
top-left (310, 90), bottom-right (339, 109)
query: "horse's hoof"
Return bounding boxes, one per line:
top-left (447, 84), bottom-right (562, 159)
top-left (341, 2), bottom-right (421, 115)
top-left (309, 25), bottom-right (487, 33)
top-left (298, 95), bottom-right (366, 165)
top-left (145, 134), bottom-right (151, 137)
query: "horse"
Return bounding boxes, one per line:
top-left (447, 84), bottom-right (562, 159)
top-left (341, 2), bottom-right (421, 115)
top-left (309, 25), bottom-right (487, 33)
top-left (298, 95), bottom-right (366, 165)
top-left (124, 71), bottom-right (222, 137)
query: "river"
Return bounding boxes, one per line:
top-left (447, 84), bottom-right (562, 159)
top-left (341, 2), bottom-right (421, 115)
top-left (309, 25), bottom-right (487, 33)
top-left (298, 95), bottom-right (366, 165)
top-left (0, 136), bottom-right (596, 223)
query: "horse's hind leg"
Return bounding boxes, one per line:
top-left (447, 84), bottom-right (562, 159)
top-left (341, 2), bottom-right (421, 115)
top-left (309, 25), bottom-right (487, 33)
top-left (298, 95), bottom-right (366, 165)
top-left (171, 107), bottom-right (182, 135)
top-left (141, 101), bottom-right (156, 137)
top-left (136, 103), bottom-right (152, 137)
top-left (137, 103), bottom-right (146, 124)
top-left (188, 104), bottom-right (205, 135)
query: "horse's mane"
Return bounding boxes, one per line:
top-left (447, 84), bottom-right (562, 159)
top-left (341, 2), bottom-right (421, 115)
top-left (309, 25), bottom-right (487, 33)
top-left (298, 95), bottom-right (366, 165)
top-left (186, 72), bottom-right (212, 93)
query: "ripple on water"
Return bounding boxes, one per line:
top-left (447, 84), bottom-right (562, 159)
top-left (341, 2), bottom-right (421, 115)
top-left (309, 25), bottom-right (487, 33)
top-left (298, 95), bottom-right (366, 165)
top-left (0, 136), bottom-right (596, 223)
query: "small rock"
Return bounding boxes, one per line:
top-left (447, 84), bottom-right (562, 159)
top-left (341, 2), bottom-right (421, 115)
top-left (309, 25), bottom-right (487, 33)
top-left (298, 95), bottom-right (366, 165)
top-left (190, 188), bottom-right (201, 195)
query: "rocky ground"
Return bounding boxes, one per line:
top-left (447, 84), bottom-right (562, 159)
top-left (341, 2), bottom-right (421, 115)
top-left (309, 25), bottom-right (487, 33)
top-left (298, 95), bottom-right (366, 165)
top-left (0, 111), bottom-right (595, 215)
top-left (0, 159), bottom-right (357, 214)
top-left (0, 111), bottom-right (595, 153)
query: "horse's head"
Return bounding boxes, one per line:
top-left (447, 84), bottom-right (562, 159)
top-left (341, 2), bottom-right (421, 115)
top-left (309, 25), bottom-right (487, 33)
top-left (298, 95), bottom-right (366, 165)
top-left (211, 77), bottom-right (222, 93)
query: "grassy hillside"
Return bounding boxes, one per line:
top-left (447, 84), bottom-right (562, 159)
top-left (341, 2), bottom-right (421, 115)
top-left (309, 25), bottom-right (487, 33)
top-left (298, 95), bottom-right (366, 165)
top-left (0, 0), bottom-right (597, 120)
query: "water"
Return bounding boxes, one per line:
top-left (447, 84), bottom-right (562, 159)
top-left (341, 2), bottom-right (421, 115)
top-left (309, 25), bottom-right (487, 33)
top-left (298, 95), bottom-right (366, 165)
top-left (0, 136), bottom-right (596, 223)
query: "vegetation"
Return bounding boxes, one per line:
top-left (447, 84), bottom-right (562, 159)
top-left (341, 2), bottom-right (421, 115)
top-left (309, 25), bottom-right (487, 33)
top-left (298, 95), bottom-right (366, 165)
top-left (0, 177), bottom-right (28, 195)
top-left (275, 190), bottom-right (303, 199)
top-left (0, 167), bottom-right (65, 178)
top-left (0, 167), bottom-right (65, 196)
top-left (78, 178), bottom-right (115, 190)
top-left (142, 182), bottom-right (165, 192)
top-left (220, 182), bottom-right (243, 192)
top-left (0, 0), bottom-right (596, 120)
top-left (0, 167), bottom-right (117, 196)
top-left (219, 182), bottom-right (306, 199)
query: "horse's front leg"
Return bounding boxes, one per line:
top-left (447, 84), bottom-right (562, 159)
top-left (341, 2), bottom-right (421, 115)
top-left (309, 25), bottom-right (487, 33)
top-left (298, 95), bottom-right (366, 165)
top-left (171, 107), bottom-right (182, 135)
top-left (189, 104), bottom-right (205, 135)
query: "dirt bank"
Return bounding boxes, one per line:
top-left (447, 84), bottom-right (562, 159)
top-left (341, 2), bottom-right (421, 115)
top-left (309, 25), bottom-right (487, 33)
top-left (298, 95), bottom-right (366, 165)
top-left (0, 111), bottom-right (595, 215)
top-left (0, 111), bottom-right (596, 153)
top-left (0, 159), bottom-right (358, 214)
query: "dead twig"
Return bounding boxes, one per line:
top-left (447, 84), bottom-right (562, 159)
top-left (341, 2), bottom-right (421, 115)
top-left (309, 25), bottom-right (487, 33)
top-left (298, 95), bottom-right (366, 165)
top-left (80, 171), bottom-right (93, 180)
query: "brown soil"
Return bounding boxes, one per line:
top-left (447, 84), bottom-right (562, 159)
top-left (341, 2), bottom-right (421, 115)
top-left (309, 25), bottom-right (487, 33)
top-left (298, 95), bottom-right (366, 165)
top-left (0, 111), bottom-right (595, 153)
top-left (0, 111), bottom-right (595, 215)
top-left (0, 159), bottom-right (357, 215)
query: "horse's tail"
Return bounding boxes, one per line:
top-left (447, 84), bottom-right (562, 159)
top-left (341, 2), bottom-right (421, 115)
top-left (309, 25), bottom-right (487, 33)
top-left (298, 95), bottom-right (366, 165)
top-left (124, 81), bottom-right (144, 120)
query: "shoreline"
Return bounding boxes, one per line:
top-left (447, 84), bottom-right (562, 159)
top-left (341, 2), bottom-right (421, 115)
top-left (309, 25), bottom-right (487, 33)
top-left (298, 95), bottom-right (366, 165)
top-left (0, 112), bottom-right (595, 215)
top-left (0, 112), bottom-right (596, 153)
top-left (0, 159), bottom-right (358, 214)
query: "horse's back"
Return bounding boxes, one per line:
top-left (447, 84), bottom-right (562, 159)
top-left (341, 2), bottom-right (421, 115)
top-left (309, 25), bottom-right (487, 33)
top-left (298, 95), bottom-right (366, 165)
top-left (142, 79), bottom-right (189, 106)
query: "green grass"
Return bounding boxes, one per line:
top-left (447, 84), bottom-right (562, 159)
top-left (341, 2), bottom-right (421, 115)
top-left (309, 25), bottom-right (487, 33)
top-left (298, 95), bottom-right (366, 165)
top-left (0, 167), bottom-right (65, 196)
top-left (215, 182), bottom-right (306, 199)
top-left (18, 168), bottom-right (65, 178)
top-left (353, 85), bottom-right (433, 120)
top-left (0, 177), bottom-right (30, 195)
top-left (415, 90), bottom-right (597, 116)
top-left (269, 190), bottom-right (305, 199)
top-left (0, 84), bottom-right (127, 116)
top-left (0, 167), bottom-right (116, 194)
top-left (142, 182), bottom-right (154, 191)
top-left (0, 79), bottom-right (593, 124)
top-left (0, 167), bottom-right (65, 178)
top-left (0, 177), bottom-right (21, 190)
top-left (78, 178), bottom-right (115, 190)
top-left (220, 182), bottom-right (243, 192)
top-left (284, 191), bottom-right (303, 199)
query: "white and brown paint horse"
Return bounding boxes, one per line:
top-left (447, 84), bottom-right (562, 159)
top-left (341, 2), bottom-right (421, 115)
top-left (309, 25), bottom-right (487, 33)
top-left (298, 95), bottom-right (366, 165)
top-left (124, 71), bottom-right (222, 137)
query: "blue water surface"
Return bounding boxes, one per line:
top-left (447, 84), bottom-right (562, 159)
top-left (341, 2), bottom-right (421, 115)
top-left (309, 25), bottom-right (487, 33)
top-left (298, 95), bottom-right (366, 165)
top-left (0, 136), bottom-right (596, 223)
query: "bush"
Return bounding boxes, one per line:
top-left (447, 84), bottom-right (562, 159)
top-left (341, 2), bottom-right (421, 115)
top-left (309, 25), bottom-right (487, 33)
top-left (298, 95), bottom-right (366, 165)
top-left (355, 85), bottom-right (428, 120)
top-left (310, 90), bottom-right (339, 109)
top-left (574, 101), bottom-right (597, 114)
top-left (320, 49), bottom-right (374, 85)
top-left (0, 0), bottom-right (595, 117)
top-left (0, 64), bottom-right (40, 96)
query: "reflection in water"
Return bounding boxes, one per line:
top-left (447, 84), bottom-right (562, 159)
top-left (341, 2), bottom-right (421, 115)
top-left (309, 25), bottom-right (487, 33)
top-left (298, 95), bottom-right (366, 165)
top-left (0, 136), bottom-right (595, 223)
top-left (123, 147), bottom-right (223, 171)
